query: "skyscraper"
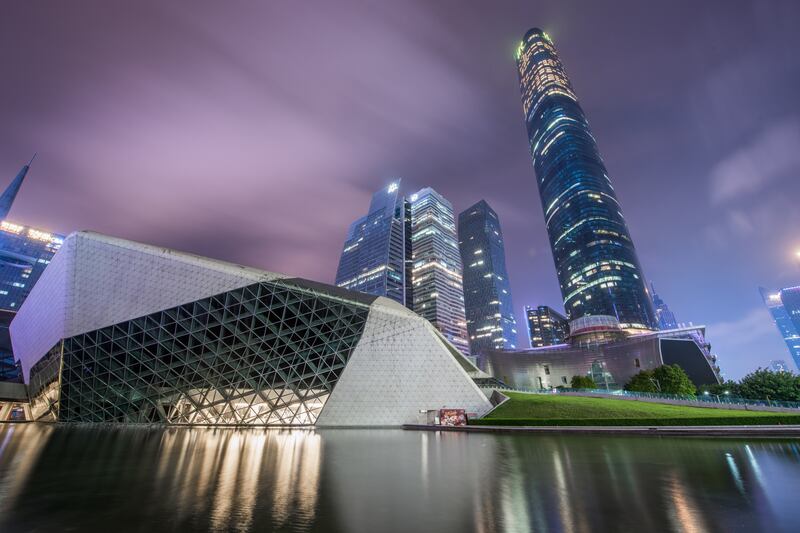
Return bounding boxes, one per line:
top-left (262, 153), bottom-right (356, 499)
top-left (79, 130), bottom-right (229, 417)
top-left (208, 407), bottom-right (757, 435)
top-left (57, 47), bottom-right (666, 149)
top-left (525, 305), bottom-right (569, 348)
top-left (458, 200), bottom-right (517, 354)
top-left (335, 181), bottom-right (411, 307)
top-left (780, 286), bottom-right (800, 332)
top-left (0, 156), bottom-right (33, 220)
top-left (0, 160), bottom-right (64, 382)
top-left (410, 188), bottom-right (470, 355)
top-left (651, 282), bottom-right (678, 330)
top-left (515, 28), bottom-right (656, 331)
top-left (759, 286), bottom-right (800, 369)
top-left (769, 359), bottom-right (791, 373)
top-left (0, 220), bottom-right (64, 311)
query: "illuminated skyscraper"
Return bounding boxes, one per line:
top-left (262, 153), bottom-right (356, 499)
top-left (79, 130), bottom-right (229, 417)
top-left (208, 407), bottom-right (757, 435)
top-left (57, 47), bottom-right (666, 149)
top-left (515, 28), bottom-right (656, 330)
top-left (769, 359), bottom-right (791, 372)
top-left (526, 305), bottom-right (569, 348)
top-left (780, 286), bottom-right (800, 333)
top-left (458, 200), bottom-right (517, 354)
top-left (335, 181), bottom-right (411, 307)
top-left (0, 160), bottom-right (64, 382)
top-left (410, 188), bottom-right (470, 355)
top-left (759, 286), bottom-right (800, 369)
top-left (0, 156), bottom-right (33, 219)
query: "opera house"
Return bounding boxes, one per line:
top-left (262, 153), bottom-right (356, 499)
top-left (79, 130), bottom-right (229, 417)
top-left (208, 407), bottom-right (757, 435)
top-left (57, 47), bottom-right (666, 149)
top-left (11, 232), bottom-right (491, 426)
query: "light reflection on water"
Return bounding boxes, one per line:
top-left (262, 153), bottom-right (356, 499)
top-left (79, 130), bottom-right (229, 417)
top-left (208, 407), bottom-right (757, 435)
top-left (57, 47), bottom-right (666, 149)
top-left (0, 425), bottom-right (799, 532)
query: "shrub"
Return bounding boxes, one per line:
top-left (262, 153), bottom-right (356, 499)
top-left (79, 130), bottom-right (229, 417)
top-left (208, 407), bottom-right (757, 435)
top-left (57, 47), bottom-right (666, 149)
top-left (570, 375), bottom-right (597, 389)
top-left (697, 381), bottom-right (739, 397)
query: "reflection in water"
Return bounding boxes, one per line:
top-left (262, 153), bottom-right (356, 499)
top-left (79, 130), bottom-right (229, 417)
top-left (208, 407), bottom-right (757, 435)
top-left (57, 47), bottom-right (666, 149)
top-left (664, 471), bottom-right (708, 533)
top-left (0, 425), bottom-right (799, 532)
top-left (0, 424), bottom-right (52, 517)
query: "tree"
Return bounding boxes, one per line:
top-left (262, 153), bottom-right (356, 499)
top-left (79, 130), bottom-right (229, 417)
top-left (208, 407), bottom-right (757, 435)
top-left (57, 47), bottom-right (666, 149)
top-left (652, 364), bottom-right (696, 396)
top-left (571, 375), bottom-right (597, 389)
top-left (697, 381), bottom-right (739, 397)
top-left (624, 365), bottom-right (696, 395)
top-left (624, 369), bottom-right (659, 393)
top-left (737, 369), bottom-right (800, 402)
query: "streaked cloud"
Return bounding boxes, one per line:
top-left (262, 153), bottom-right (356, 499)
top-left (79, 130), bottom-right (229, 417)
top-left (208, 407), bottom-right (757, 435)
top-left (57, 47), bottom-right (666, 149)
top-left (709, 118), bottom-right (800, 205)
top-left (706, 307), bottom-right (796, 378)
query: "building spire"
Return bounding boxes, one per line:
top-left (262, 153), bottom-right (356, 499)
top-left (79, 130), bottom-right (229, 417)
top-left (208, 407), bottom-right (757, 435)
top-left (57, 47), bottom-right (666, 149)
top-left (0, 155), bottom-right (35, 220)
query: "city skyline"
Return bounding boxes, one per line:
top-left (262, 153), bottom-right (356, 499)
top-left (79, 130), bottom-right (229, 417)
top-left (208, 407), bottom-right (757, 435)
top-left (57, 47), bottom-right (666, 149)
top-left (1, 2), bottom-right (799, 377)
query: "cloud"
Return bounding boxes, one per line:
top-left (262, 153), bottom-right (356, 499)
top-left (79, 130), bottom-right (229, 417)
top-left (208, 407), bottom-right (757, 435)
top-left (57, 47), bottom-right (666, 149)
top-left (709, 118), bottom-right (800, 205)
top-left (705, 307), bottom-right (796, 378)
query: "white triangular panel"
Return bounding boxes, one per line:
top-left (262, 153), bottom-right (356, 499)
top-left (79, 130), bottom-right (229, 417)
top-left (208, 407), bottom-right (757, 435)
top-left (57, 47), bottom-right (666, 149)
top-left (316, 297), bottom-right (492, 426)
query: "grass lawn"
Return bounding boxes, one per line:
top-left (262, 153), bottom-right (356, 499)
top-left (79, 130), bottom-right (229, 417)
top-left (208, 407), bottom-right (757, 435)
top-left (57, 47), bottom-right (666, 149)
top-left (471, 392), bottom-right (800, 426)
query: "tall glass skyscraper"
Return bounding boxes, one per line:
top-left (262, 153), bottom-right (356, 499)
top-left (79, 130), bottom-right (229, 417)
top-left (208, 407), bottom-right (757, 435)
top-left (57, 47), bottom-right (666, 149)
top-left (0, 220), bottom-right (63, 310)
top-left (525, 305), bottom-right (569, 348)
top-left (458, 200), bottom-right (517, 354)
top-left (516, 28), bottom-right (656, 331)
top-left (335, 181), bottom-right (411, 307)
top-left (780, 287), bottom-right (800, 332)
top-left (410, 188), bottom-right (470, 355)
top-left (0, 160), bottom-right (64, 382)
top-left (759, 286), bottom-right (800, 369)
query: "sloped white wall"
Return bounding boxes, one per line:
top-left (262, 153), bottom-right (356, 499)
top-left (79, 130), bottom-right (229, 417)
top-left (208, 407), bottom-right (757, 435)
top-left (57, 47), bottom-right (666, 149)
top-left (10, 234), bottom-right (73, 381)
top-left (317, 298), bottom-right (492, 426)
top-left (12, 231), bottom-right (285, 380)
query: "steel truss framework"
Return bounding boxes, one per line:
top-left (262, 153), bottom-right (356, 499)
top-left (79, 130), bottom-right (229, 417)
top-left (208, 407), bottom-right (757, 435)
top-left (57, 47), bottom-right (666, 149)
top-left (33, 280), bottom-right (371, 425)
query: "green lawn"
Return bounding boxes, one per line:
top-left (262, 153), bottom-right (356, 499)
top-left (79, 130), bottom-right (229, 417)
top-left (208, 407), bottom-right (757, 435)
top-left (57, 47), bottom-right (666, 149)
top-left (471, 392), bottom-right (800, 426)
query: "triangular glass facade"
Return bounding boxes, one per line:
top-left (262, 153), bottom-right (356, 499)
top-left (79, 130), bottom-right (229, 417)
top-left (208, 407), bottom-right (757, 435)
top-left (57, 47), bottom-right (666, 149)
top-left (29, 279), bottom-right (371, 425)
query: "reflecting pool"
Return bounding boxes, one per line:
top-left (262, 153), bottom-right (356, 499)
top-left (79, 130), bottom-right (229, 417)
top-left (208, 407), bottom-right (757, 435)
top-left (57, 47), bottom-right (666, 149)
top-left (0, 425), bottom-right (799, 532)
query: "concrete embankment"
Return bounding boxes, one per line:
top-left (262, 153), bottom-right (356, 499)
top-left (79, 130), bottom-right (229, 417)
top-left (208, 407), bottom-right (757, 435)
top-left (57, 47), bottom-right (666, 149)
top-left (403, 424), bottom-right (800, 437)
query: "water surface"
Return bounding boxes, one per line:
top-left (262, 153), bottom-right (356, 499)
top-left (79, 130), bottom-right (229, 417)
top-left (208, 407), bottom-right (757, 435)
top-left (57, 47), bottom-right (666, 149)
top-left (0, 424), bottom-right (798, 532)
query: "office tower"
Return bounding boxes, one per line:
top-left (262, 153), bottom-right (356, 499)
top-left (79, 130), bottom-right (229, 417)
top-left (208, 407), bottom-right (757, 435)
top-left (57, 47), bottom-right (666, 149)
top-left (0, 221), bottom-right (64, 383)
top-left (780, 286), bottom-right (800, 332)
top-left (769, 359), bottom-right (791, 372)
top-left (335, 181), bottom-right (411, 307)
top-left (410, 188), bottom-right (470, 355)
top-left (0, 220), bottom-right (64, 311)
top-left (650, 282), bottom-right (678, 330)
top-left (458, 200), bottom-right (517, 354)
top-left (0, 156), bottom-right (33, 219)
top-left (515, 28), bottom-right (656, 331)
top-left (759, 287), bottom-right (800, 369)
top-left (0, 160), bottom-right (64, 382)
top-left (526, 305), bottom-right (569, 348)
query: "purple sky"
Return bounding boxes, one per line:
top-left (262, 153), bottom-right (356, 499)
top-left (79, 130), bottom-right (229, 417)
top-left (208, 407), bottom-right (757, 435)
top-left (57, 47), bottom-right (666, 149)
top-left (2, 1), bottom-right (799, 378)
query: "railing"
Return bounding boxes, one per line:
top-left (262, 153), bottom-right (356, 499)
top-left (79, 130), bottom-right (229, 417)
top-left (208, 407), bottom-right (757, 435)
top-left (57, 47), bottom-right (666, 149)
top-left (487, 385), bottom-right (800, 410)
